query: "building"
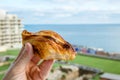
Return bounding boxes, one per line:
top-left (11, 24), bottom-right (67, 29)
top-left (0, 10), bottom-right (23, 51)
top-left (100, 73), bottom-right (120, 80)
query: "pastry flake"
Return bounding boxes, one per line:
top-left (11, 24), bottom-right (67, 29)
top-left (22, 30), bottom-right (76, 60)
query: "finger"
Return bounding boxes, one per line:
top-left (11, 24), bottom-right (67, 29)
top-left (38, 60), bottom-right (54, 79)
top-left (14, 43), bottom-right (34, 67)
top-left (27, 55), bottom-right (41, 70)
top-left (31, 54), bottom-right (41, 65)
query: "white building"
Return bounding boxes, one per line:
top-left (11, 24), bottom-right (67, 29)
top-left (0, 10), bottom-right (23, 51)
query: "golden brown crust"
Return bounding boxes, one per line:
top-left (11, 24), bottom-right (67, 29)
top-left (22, 30), bottom-right (76, 60)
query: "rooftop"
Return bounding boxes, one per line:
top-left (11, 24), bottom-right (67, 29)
top-left (100, 73), bottom-right (120, 80)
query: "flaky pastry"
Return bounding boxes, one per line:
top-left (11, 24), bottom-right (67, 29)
top-left (22, 30), bottom-right (76, 60)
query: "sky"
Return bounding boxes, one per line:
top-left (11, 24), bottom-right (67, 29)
top-left (0, 0), bottom-right (120, 24)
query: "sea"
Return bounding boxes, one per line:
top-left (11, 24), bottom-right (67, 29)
top-left (25, 24), bottom-right (120, 53)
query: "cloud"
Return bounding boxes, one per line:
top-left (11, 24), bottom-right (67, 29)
top-left (0, 0), bottom-right (120, 24)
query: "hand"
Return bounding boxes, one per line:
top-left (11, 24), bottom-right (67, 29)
top-left (3, 43), bottom-right (54, 80)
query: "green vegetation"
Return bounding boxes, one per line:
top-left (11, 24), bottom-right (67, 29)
top-left (0, 49), bottom-right (20, 56)
top-left (0, 59), bottom-right (14, 80)
top-left (70, 54), bottom-right (120, 74)
top-left (0, 64), bottom-right (10, 72)
top-left (0, 49), bottom-right (120, 80)
top-left (0, 74), bottom-right (4, 80)
top-left (0, 64), bottom-right (10, 80)
top-left (92, 74), bottom-right (100, 80)
top-left (53, 62), bottom-right (61, 68)
top-left (0, 49), bottom-right (19, 80)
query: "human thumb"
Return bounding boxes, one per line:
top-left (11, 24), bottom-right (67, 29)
top-left (13, 43), bottom-right (34, 67)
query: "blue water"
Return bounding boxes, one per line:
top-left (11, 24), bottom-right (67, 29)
top-left (25, 24), bottom-right (120, 53)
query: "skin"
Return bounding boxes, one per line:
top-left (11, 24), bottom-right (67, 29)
top-left (3, 43), bottom-right (54, 80)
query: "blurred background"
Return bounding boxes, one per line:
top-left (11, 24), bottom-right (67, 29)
top-left (0, 0), bottom-right (120, 80)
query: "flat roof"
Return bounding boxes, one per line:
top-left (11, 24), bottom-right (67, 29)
top-left (100, 73), bottom-right (120, 80)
